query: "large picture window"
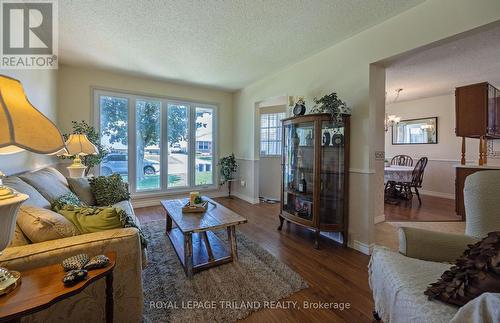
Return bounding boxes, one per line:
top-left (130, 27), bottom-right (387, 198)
top-left (94, 90), bottom-right (216, 195)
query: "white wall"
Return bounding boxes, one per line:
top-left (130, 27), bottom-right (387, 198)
top-left (232, 0), bottom-right (500, 252)
top-left (0, 69), bottom-right (58, 175)
top-left (259, 156), bottom-right (281, 200)
top-left (57, 65), bottom-right (234, 158)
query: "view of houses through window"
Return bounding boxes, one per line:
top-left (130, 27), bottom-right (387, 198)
top-left (96, 91), bottom-right (215, 194)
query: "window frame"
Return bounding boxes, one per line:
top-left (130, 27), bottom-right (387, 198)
top-left (259, 111), bottom-right (286, 157)
top-left (92, 88), bottom-right (218, 197)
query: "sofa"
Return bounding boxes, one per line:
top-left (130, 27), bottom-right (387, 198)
top-left (0, 167), bottom-right (144, 323)
top-left (369, 171), bottom-right (500, 323)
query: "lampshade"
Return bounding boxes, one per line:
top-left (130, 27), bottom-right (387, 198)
top-left (0, 75), bottom-right (65, 155)
top-left (65, 134), bottom-right (98, 156)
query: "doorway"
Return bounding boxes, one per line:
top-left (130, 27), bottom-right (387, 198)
top-left (255, 96), bottom-right (288, 203)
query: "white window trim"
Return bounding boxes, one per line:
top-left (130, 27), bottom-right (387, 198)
top-left (92, 88), bottom-right (218, 197)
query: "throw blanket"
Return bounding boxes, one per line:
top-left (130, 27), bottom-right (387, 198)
top-left (56, 205), bottom-right (147, 248)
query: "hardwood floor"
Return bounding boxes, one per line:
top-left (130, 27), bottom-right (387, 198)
top-left (384, 195), bottom-right (462, 222)
top-left (135, 197), bottom-right (374, 323)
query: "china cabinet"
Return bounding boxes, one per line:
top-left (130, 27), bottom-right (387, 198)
top-left (278, 114), bottom-right (350, 249)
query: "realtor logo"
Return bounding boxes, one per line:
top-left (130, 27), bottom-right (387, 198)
top-left (1, 0), bottom-right (58, 69)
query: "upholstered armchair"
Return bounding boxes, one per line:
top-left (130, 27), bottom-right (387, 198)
top-left (370, 170), bottom-right (500, 323)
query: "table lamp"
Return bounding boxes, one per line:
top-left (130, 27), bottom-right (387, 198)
top-left (0, 74), bottom-right (65, 295)
top-left (63, 134), bottom-right (98, 178)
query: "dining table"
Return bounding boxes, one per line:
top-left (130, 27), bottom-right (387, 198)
top-left (384, 165), bottom-right (415, 204)
top-left (384, 165), bottom-right (414, 183)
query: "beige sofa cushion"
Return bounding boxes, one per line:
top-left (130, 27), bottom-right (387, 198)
top-left (9, 224), bottom-right (31, 247)
top-left (67, 177), bottom-right (96, 206)
top-left (3, 176), bottom-right (51, 209)
top-left (20, 167), bottom-right (72, 203)
top-left (17, 206), bottom-right (80, 243)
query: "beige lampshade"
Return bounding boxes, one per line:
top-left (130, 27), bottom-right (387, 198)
top-left (65, 134), bottom-right (98, 156)
top-left (0, 75), bottom-right (65, 155)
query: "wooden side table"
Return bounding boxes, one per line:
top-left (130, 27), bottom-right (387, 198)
top-left (0, 252), bottom-right (116, 323)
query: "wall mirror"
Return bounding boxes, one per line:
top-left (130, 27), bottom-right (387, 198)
top-left (392, 117), bottom-right (437, 145)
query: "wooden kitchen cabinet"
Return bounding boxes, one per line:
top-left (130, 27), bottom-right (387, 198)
top-left (455, 82), bottom-right (500, 138)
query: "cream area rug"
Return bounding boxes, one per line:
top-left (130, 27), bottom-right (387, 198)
top-left (141, 220), bottom-right (308, 323)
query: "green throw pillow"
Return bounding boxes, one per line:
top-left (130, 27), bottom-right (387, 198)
top-left (51, 192), bottom-right (85, 212)
top-left (56, 205), bottom-right (147, 248)
top-left (89, 174), bottom-right (130, 206)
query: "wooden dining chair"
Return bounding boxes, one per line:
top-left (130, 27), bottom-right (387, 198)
top-left (390, 155), bottom-right (413, 167)
top-left (403, 157), bottom-right (428, 206)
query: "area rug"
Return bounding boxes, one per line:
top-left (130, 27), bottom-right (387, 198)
top-left (142, 220), bottom-right (308, 323)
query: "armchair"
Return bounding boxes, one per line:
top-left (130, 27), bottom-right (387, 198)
top-left (370, 171), bottom-right (500, 322)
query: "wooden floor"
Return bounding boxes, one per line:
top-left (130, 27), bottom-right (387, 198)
top-left (384, 195), bottom-right (462, 222)
top-left (135, 197), bottom-right (374, 323)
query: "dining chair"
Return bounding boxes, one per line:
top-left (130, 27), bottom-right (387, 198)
top-left (404, 157), bottom-right (428, 206)
top-left (390, 155), bottom-right (413, 167)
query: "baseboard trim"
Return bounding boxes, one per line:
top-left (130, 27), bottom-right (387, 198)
top-left (419, 189), bottom-right (454, 200)
top-left (232, 191), bottom-right (260, 204)
top-left (131, 190), bottom-right (227, 208)
top-left (374, 214), bottom-right (385, 224)
top-left (350, 240), bottom-right (374, 255)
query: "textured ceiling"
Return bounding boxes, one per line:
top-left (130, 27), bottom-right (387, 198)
top-left (59, 0), bottom-right (423, 91)
top-left (386, 23), bottom-right (500, 103)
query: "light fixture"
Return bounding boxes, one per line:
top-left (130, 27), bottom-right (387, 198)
top-left (385, 114), bottom-right (401, 132)
top-left (385, 88), bottom-right (403, 132)
top-left (62, 134), bottom-right (98, 178)
top-left (0, 74), bottom-right (65, 295)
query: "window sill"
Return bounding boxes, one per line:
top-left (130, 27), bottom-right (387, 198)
top-left (131, 185), bottom-right (219, 200)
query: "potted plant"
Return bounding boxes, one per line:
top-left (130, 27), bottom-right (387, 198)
top-left (59, 121), bottom-right (109, 176)
top-left (310, 91), bottom-right (351, 122)
top-left (218, 154), bottom-right (238, 197)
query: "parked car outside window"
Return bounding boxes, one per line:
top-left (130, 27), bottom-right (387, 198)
top-left (101, 153), bottom-right (159, 176)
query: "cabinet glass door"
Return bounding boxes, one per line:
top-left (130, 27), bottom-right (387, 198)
top-left (282, 121), bottom-right (315, 221)
top-left (319, 119), bottom-right (346, 225)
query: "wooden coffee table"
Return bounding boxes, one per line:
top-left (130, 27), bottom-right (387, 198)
top-left (161, 197), bottom-right (247, 277)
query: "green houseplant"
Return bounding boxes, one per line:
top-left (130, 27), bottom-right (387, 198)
top-left (310, 91), bottom-right (351, 122)
top-left (218, 154), bottom-right (238, 197)
top-left (60, 121), bottom-right (109, 176)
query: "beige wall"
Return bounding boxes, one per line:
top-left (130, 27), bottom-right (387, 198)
top-left (232, 0), bottom-right (500, 251)
top-left (57, 65), bottom-right (234, 157)
top-left (0, 69), bottom-right (58, 175)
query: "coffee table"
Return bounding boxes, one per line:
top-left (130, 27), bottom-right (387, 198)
top-left (161, 197), bottom-right (247, 278)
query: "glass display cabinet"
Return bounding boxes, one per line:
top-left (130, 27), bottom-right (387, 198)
top-left (278, 113), bottom-right (350, 249)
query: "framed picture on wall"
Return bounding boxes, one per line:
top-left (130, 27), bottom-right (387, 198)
top-left (392, 117), bottom-right (438, 145)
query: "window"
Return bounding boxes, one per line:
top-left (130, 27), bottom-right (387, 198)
top-left (195, 107), bottom-right (214, 185)
top-left (260, 112), bottom-right (286, 156)
top-left (95, 90), bottom-right (216, 195)
top-left (167, 103), bottom-right (189, 188)
top-left (99, 95), bottom-right (129, 180)
top-left (136, 99), bottom-right (161, 191)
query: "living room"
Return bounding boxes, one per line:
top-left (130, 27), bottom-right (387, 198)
top-left (1, 1), bottom-right (499, 323)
